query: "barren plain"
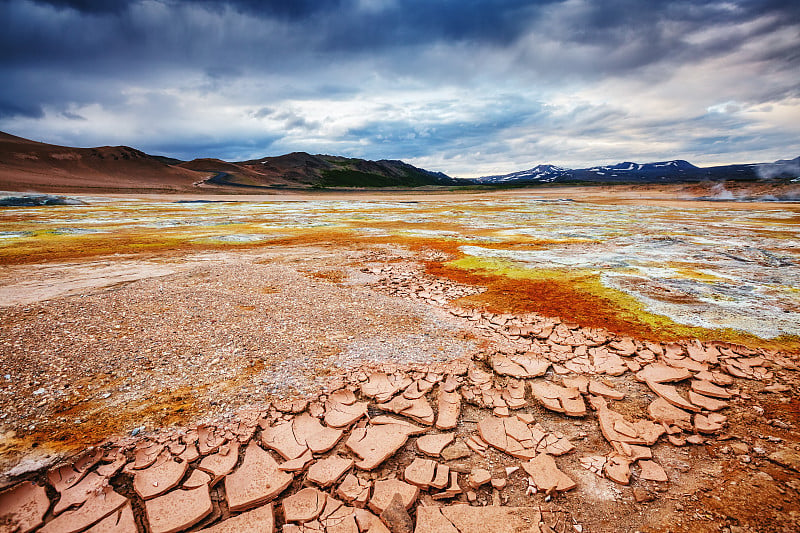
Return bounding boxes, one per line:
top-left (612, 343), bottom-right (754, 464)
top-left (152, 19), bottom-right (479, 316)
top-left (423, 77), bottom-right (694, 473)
top-left (0, 185), bottom-right (798, 533)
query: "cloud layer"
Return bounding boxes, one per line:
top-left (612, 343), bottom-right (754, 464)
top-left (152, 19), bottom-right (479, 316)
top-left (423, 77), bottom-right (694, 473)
top-left (1, 0), bottom-right (798, 177)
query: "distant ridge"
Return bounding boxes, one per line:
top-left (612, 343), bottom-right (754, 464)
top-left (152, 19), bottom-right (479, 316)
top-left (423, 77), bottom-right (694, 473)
top-left (477, 157), bottom-right (800, 184)
top-left (180, 152), bottom-right (461, 189)
top-left (1, 131), bottom-right (797, 193)
top-left (0, 131), bottom-right (460, 192)
top-left (0, 131), bottom-right (201, 192)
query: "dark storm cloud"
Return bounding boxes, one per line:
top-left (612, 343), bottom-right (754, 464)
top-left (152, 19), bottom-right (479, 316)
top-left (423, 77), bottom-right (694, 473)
top-left (3, 0), bottom-right (797, 78)
top-left (59, 110), bottom-right (86, 120)
top-left (312, 0), bottom-right (549, 51)
top-left (140, 132), bottom-right (281, 161)
top-left (30, 0), bottom-right (545, 38)
top-left (32, 0), bottom-right (343, 18)
top-left (0, 0), bottom-right (798, 172)
top-left (0, 100), bottom-right (44, 119)
top-left (31, 0), bottom-right (132, 13)
top-left (511, 0), bottom-right (800, 80)
top-left (0, 0), bottom-right (545, 70)
top-left (271, 109), bottom-right (321, 132)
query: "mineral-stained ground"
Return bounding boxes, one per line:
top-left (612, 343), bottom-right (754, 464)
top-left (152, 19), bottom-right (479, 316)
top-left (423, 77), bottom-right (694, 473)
top-left (0, 187), bottom-right (798, 533)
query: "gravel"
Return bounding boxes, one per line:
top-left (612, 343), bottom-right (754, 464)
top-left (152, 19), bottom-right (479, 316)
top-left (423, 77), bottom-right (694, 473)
top-left (0, 244), bottom-right (477, 470)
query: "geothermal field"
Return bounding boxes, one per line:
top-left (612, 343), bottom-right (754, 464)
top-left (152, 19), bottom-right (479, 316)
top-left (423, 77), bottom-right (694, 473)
top-left (0, 187), bottom-right (798, 533)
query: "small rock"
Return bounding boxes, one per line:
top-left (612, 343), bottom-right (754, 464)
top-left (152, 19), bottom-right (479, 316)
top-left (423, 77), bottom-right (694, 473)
top-left (404, 458), bottom-right (437, 488)
top-left (346, 418), bottom-right (426, 470)
top-left (225, 441), bottom-right (293, 512)
top-left (769, 419), bottom-right (792, 430)
top-left (441, 439), bottom-right (471, 461)
top-left (730, 442), bottom-right (749, 455)
top-left (431, 463), bottom-right (450, 490)
top-left (417, 433), bottom-right (455, 457)
top-left (522, 454), bottom-right (576, 492)
top-left (379, 493), bottom-right (414, 533)
top-left (183, 469), bottom-right (211, 489)
top-left (768, 448), bottom-right (800, 472)
top-left (337, 473), bottom-right (372, 507)
top-left (134, 454), bottom-right (188, 500)
top-left (468, 468), bottom-right (491, 489)
top-left (632, 487), bottom-right (656, 503)
top-left (491, 477), bottom-right (507, 490)
top-left (638, 460), bottom-right (668, 482)
top-left (369, 479), bottom-right (418, 514)
top-left (307, 455), bottom-right (354, 488)
top-left (145, 486), bottom-right (211, 533)
top-left (283, 487), bottom-right (327, 523)
top-left (0, 481), bottom-right (50, 533)
top-left (604, 454), bottom-right (632, 485)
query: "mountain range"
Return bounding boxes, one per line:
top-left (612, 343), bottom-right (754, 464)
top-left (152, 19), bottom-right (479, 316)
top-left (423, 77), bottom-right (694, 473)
top-left (0, 131), bottom-right (797, 193)
top-left (0, 132), bottom-right (459, 193)
top-left (477, 158), bottom-right (800, 184)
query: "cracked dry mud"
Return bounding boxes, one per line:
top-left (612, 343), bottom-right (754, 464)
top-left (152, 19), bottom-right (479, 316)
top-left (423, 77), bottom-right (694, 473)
top-left (1, 200), bottom-right (799, 533)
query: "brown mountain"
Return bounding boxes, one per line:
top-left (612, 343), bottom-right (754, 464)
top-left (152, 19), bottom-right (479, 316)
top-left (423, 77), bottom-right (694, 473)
top-left (0, 131), bottom-right (203, 193)
top-left (175, 155), bottom-right (312, 188)
top-left (180, 152), bottom-right (460, 189)
top-left (0, 132), bottom-right (460, 193)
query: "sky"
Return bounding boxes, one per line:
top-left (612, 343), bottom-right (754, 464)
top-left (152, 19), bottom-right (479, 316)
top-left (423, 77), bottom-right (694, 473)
top-left (0, 0), bottom-right (798, 178)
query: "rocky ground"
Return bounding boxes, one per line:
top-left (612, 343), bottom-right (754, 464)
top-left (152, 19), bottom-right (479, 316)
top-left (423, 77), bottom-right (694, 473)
top-left (0, 243), bottom-right (798, 533)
